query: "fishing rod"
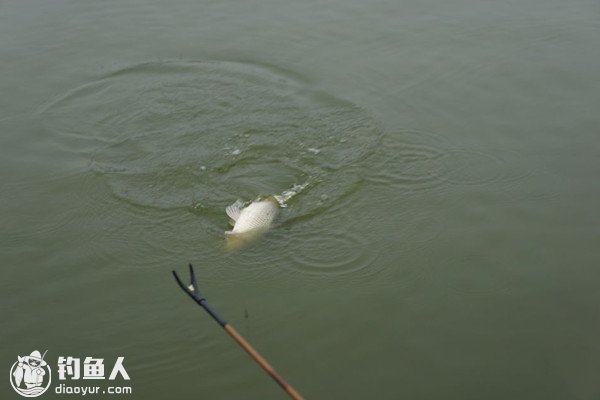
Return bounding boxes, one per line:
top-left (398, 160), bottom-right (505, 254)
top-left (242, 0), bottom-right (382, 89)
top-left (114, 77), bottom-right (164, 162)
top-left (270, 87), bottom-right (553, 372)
top-left (173, 264), bottom-right (304, 400)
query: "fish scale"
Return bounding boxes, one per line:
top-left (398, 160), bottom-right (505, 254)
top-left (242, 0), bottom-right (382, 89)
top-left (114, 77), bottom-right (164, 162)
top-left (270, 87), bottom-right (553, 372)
top-left (227, 199), bottom-right (279, 234)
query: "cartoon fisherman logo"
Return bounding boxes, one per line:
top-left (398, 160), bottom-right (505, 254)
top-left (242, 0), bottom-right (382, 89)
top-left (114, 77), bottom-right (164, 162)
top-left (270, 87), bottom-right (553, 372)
top-left (9, 350), bottom-right (52, 397)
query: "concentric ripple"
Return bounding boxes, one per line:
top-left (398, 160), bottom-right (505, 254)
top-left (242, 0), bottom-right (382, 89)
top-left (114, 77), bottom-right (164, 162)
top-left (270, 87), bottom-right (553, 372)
top-left (38, 61), bottom-right (382, 219)
top-left (273, 211), bottom-right (380, 278)
top-left (367, 130), bottom-right (450, 192)
top-left (290, 232), bottom-right (376, 276)
top-left (368, 129), bottom-right (533, 192)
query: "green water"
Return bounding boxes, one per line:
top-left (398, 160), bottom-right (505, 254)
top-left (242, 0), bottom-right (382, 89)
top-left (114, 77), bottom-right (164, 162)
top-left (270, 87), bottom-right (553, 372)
top-left (2, 0), bottom-right (599, 399)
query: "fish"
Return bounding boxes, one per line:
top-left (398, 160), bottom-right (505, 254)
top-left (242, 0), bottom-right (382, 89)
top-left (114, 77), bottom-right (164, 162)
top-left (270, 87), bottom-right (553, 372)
top-left (225, 197), bottom-right (280, 250)
top-left (13, 358), bottom-right (23, 387)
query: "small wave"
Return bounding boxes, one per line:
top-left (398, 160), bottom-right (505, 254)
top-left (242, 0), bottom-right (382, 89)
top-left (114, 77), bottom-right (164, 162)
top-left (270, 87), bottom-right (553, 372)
top-left (15, 386), bottom-right (45, 395)
top-left (39, 60), bottom-right (382, 223)
top-left (368, 129), bottom-right (534, 196)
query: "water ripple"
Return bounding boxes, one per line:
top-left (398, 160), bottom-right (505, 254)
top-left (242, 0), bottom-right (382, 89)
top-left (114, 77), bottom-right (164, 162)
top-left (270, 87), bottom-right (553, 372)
top-left (38, 60), bottom-right (382, 223)
top-left (286, 229), bottom-right (379, 277)
top-left (368, 129), bottom-right (533, 193)
top-left (367, 130), bottom-right (449, 192)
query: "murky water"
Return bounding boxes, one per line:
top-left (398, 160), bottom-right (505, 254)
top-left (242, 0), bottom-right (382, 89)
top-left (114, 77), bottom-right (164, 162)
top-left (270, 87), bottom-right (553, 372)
top-left (2, 0), bottom-right (599, 399)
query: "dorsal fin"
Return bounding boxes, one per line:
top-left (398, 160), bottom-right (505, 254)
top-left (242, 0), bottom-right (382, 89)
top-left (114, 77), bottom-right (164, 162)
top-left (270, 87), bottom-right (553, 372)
top-left (225, 201), bottom-right (243, 221)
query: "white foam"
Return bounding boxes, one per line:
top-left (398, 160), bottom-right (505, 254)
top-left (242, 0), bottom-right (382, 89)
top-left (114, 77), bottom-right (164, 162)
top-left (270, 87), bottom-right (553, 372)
top-left (273, 182), bottom-right (309, 207)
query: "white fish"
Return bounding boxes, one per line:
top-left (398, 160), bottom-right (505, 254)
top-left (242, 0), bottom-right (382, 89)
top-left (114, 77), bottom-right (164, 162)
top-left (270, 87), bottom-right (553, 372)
top-left (224, 197), bottom-right (280, 250)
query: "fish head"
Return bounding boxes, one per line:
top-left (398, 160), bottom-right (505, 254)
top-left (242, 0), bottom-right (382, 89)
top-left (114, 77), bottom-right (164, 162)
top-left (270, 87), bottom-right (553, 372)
top-left (255, 195), bottom-right (281, 208)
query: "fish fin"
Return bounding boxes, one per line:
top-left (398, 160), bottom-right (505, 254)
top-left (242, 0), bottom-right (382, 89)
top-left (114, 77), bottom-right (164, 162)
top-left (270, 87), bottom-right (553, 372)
top-left (225, 201), bottom-right (243, 221)
top-left (14, 367), bottom-right (23, 387)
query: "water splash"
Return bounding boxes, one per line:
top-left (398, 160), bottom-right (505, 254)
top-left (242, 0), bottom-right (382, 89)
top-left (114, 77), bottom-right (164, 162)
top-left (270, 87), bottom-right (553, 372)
top-left (273, 182), bottom-right (310, 207)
